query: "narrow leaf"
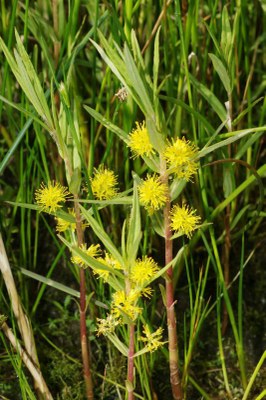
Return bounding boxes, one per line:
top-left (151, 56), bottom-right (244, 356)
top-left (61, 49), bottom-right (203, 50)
top-left (79, 205), bottom-right (125, 267)
top-left (189, 73), bottom-right (227, 123)
top-left (126, 178), bottom-right (142, 265)
top-left (83, 105), bottom-right (129, 143)
top-left (209, 53), bottom-right (231, 94)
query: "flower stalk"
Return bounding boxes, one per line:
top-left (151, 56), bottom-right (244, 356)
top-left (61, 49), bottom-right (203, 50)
top-left (127, 323), bottom-right (135, 400)
top-left (163, 186), bottom-right (183, 400)
top-left (74, 194), bottom-right (94, 400)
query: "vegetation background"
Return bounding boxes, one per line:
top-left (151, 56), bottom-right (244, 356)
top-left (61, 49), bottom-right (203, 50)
top-left (0, 1), bottom-right (265, 399)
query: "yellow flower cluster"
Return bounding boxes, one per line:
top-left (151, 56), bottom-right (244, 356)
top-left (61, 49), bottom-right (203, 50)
top-left (35, 181), bottom-right (70, 213)
top-left (128, 121), bottom-right (154, 158)
top-left (55, 208), bottom-right (90, 233)
top-left (130, 256), bottom-right (159, 286)
top-left (128, 121), bottom-right (198, 181)
top-left (90, 165), bottom-right (118, 200)
top-left (93, 253), bottom-right (122, 281)
top-left (138, 175), bottom-right (168, 214)
top-left (71, 244), bottom-right (101, 268)
top-left (164, 137), bottom-right (198, 181)
top-left (170, 204), bottom-right (201, 238)
top-left (97, 314), bottom-right (121, 336)
top-left (139, 325), bottom-right (166, 352)
top-left (111, 289), bottom-right (142, 321)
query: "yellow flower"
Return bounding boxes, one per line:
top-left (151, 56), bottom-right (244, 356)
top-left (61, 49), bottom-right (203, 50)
top-left (164, 137), bottom-right (198, 181)
top-left (138, 175), bottom-right (168, 213)
top-left (93, 253), bottom-right (122, 281)
top-left (170, 204), bottom-right (201, 238)
top-left (131, 256), bottom-right (159, 286)
top-left (97, 314), bottom-right (121, 336)
top-left (111, 290), bottom-right (142, 321)
top-left (71, 243), bottom-right (101, 267)
top-left (90, 165), bottom-right (118, 200)
top-left (128, 121), bottom-right (154, 158)
top-left (35, 181), bottom-right (70, 213)
top-left (139, 325), bottom-right (166, 352)
top-left (55, 208), bottom-right (76, 232)
top-left (55, 209), bottom-right (89, 233)
top-left (140, 287), bottom-right (153, 299)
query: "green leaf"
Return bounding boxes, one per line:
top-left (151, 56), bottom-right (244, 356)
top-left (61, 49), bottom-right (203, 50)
top-left (159, 284), bottom-right (166, 307)
top-left (79, 205), bottom-right (125, 267)
top-left (170, 178), bottom-right (187, 202)
top-left (106, 334), bottom-right (129, 357)
top-left (146, 116), bottom-right (165, 154)
top-left (202, 19), bottom-right (222, 57)
top-left (83, 105), bottom-right (129, 143)
top-left (146, 246), bottom-right (185, 285)
top-left (223, 165), bottom-right (235, 198)
top-left (189, 73), bottom-right (227, 123)
top-left (79, 196), bottom-right (133, 205)
top-left (230, 205), bottom-right (250, 230)
top-left (232, 97), bottom-right (264, 127)
top-left (14, 30), bottom-right (54, 127)
top-left (159, 94), bottom-right (215, 135)
top-left (126, 178), bottom-right (142, 265)
top-left (209, 53), bottom-right (231, 94)
top-left (221, 6), bottom-right (232, 64)
top-left (123, 43), bottom-right (154, 116)
top-left (153, 27), bottom-right (161, 103)
top-left (69, 168), bottom-right (81, 194)
top-left (20, 267), bottom-right (80, 298)
top-left (58, 235), bottom-right (124, 292)
top-left (199, 127), bottom-right (266, 159)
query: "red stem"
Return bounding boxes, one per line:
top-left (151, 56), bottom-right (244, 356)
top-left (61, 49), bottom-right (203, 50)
top-left (164, 189), bottom-right (183, 400)
top-left (74, 195), bottom-right (94, 400)
top-left (127, 323), bottom-right (135, 400)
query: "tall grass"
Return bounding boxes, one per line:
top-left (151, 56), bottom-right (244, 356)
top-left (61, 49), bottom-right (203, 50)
top-left (0, 1), bottom-right (265, 399)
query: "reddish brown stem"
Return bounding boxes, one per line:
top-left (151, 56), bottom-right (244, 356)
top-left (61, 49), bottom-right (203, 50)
top-left (74, 195), bottom-right (94, 400)
top-left (127, 323), bottom-right (135, 400)
top-left (164, 194), bottom-right (183, 400)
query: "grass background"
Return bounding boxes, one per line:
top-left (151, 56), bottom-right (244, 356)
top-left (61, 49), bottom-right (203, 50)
top-left (0, 1), bottom-right (265, 399)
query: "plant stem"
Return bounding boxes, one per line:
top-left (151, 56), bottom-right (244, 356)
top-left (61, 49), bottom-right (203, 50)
top-left (164, 190), bottom-right (183, 400)
top-left (127, 323), bottom-right (135, 400)
top-left (74, 195), bottom-right (94, 400)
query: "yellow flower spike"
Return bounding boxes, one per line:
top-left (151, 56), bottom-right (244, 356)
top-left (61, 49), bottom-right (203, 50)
top-left (92, 253), bottom-right (122, 281)
top-left (128, 121), bottom-right (155, 158)
top-left (90, 165), bottom-right (118, 200)
top-left (71, 243), bottom-right (101, 268)
top-left (55, 208), bottom-right (76, 233)
top-left (138, 175), bottom-right (168, 214)
top-left (170, 204), bottom-right (201, 238)
top-left (164, 137), bottom-right (198, 181)
top-left (55, 210), bottom-right (89, 233)
top-left (111, 290), bottom-right (142, 321)
top-left (35, 181), bottom-right (70, 213)
top-left (140, 287), bottom-right (153, 299)
top-left (131, 256), bottom-right (159, 286)
top-left (96, 314), bottom-right (121, 336)
top-left (140, 325), bottom-right (166, 352)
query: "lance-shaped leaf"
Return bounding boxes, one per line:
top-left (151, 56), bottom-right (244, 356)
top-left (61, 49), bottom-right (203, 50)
top-left (59, 235), bottom-right (124, 292)
top-left (83, 105), bottom-right (129, 143)
top-left (198, 127), bottom-right (266, 159)
top-left (105, 333), bottom-right (129, 357)
top-left (221, 6), bottom-right (233, 66)
top-left (79, 205), bottom-right (125, 267)
top-left (126, 178), bottom-right (142, 266)
top-left (189, 73), bottom-right (227, 123)
top-left (0, 31), bottom-right (54, 130)
top-left (209, 53), bottom-right (232, 94)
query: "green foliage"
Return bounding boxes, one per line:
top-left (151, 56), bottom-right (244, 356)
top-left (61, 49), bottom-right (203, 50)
top-left (0, 1), bottom-right (265, 399)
